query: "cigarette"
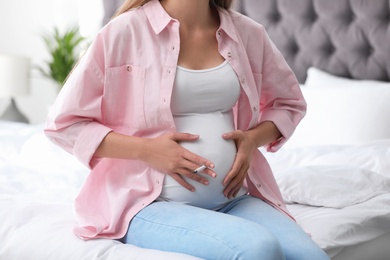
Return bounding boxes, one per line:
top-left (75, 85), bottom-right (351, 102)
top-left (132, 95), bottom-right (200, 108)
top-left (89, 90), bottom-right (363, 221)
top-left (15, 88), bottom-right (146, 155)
top-left (193, 165), bottom-right (207, 173)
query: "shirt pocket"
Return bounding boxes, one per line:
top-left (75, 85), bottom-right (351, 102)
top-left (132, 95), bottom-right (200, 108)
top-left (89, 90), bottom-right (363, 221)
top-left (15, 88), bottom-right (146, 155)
top-left (104, 64), bottom-right (147, 130)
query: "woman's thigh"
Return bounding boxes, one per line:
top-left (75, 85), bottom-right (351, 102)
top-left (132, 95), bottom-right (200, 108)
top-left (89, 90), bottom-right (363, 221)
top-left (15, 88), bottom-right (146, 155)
top-left (124, 200), bottom-right (285, 260)
top-left (219, 196), bottom-right (330, 260)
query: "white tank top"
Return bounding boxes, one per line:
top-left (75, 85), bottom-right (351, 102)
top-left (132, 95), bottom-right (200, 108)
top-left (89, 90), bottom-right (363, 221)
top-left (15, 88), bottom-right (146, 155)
top-left (158, 61), bottom-right (248, 209)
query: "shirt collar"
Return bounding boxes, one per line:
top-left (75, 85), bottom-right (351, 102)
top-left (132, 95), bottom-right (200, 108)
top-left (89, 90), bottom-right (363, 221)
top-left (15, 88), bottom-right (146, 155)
top-left (143, 0), bottom-right (174, 35)
top-left (143, 0), bottom-right (238, 42)
top-left (217, 8), bottom-right (239, 43)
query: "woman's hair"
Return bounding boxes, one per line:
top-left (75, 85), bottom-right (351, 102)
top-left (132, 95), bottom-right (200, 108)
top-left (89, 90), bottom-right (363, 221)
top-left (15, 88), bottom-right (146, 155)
top-left (114, 0), bottom-right (234, 18)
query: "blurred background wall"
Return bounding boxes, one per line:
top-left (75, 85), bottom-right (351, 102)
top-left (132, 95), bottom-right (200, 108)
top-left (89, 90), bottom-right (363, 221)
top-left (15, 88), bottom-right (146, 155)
top-left (0, 0), bottom-right (104, 123)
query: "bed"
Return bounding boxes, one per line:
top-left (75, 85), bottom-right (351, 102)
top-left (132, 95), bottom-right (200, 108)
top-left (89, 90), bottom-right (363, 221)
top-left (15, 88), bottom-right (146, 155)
top-left (235, 0), bottom-right (390, 259)
top-left (1, 0), bottom-right (390, 259)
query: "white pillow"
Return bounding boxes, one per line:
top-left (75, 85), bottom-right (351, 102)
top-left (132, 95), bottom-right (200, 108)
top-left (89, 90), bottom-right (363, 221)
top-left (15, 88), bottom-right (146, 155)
top-left (276, 165), bottom-right (390, 208)
top-left (286, 68), bottom-right (390, 147)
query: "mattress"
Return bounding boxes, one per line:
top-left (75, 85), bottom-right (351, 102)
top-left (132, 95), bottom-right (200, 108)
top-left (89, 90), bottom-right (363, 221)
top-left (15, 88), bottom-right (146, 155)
top-left (1, 120), bottom-right (389, 259)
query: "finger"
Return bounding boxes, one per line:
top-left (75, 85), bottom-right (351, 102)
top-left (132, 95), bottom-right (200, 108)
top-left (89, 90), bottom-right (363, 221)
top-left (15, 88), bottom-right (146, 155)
top-left (181, 160), bottom-right (216, 178)
top-left (222, 130), bottom-right (242, 140)
top-left (232, 187), bottom-right (241, 198)
top-left (223, 152), bottom-right (246, 185)
top-left (225, 184), bottom-right (238, 199)
top-left (193, 167), bottom-right (217, 179)
top-left (223, 165), bottom-right (241, 197)
top-left (192, 165), bottom-right (207, 173)
top-left (224, 176), bottom-right (240, 198)
top-left (176, 168), bottom-right (210, 186)
top-left (203, 167), bottom-right (217, 178)
top-left (169, 173), bottom-right (196, 192)
top-left (222, 131), bottom-right (236, 140)
top-left (224, 173), bottom-right (245, 199)
top-left (170, 132), bottom-right (200, 142)
top-left (223, 158), bottom-right (241, 186)
top-left (223, 167), bottom-right (236, 186)
top-left (183, 150), bottom-right (215, 170)
top-left (223, 160), bottom-right (248, 198)
top-left (230, 185), bottom-right (243, 199)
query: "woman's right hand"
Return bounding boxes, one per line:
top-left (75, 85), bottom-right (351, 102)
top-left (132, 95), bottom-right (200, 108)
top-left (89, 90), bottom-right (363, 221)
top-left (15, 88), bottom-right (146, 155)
top-left (141, 132), bottom-right (216, 191)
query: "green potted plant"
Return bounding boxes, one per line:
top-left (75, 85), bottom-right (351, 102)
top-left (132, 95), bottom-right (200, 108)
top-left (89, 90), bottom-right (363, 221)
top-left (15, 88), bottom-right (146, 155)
top-left (38, 26), bottom-right (85, 90)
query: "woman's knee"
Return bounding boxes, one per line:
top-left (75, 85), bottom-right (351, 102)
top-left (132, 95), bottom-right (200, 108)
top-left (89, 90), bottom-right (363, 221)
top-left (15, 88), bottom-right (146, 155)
top-left (229, 224), bottom-right (285, 260)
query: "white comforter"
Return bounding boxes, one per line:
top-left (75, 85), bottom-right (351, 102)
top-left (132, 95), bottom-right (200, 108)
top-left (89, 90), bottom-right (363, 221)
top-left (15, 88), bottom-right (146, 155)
top-left (0, 122), bottom-right (201, 260)
top-left (263, 142), bottom-right (390, 257)
top-left (1, 121), bottom-right (390, 259)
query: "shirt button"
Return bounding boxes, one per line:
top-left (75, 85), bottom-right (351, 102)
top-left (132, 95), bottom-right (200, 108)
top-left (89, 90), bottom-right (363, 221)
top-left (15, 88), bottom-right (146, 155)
top-left (277, 203), bottom-right (282, 207)
top-left (168, 69), bottom-right (172, 74)
top-left (227, 52), bottom-right (232, 58)
top-left (240, 78), bottom-right (245, 84)
top-left (171, 46), bottom-right (176, 51)
top-left (256, 183), bottom-right (261, 188)
top-left (253, 106), bottom-right (257, 112)
top-left (218, 30), bottom-right (222, 35)
top-left (126, 65), bottom-right (132, 72)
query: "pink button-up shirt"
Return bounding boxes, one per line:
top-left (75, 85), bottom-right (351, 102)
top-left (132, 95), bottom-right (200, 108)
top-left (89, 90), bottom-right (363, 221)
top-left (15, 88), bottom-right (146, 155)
top-left (45, 0), bottom-right (306, 240)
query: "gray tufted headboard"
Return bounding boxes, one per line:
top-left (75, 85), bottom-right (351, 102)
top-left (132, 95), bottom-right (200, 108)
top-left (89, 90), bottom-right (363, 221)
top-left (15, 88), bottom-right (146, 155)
top-left (234, 0), bottom-right (390, 84)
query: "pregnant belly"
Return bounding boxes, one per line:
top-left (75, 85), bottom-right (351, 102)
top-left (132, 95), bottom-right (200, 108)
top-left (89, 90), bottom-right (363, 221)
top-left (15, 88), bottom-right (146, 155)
top-left (159, 111), bottom-right (242, 209)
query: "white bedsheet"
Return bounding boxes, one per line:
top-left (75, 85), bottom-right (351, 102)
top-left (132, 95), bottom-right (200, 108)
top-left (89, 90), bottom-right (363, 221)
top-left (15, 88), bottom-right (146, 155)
top-left (1, 121), bottom-right (390, 259)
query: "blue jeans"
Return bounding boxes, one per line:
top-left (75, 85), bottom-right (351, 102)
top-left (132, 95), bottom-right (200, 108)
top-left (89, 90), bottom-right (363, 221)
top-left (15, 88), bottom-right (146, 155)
top-left (123, 195), bottom-right (330, 260)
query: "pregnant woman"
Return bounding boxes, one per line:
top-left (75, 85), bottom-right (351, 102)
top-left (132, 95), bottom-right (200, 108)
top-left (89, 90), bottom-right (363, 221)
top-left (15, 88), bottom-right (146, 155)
top-left (44, 0), bottom-right (330, 259)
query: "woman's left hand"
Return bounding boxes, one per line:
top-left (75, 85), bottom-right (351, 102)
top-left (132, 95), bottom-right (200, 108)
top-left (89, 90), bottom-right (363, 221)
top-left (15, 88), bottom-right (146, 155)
top-left (222, 130), bottom-right (257, 199)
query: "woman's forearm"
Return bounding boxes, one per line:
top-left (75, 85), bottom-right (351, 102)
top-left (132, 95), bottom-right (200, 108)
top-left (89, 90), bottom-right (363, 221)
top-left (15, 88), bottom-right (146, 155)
top-left (246, 121), bottom-right (282, 148)
top-left (93, 131), bottom-right (216, 190)
top-left (94, 131), bottom-right (146, 160)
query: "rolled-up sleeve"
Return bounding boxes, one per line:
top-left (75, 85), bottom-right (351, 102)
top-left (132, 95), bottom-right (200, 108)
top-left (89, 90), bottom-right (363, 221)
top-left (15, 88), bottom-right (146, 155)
top-left (44, 33), bottom-right (112, 169)
top-left (258, 27), bottom-right (307, 151)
